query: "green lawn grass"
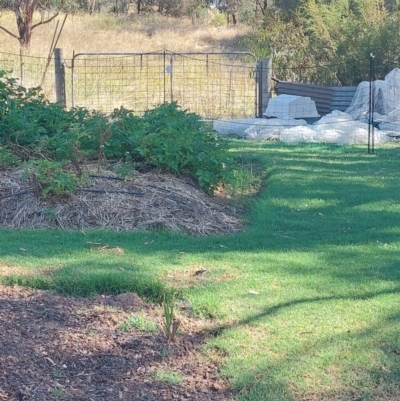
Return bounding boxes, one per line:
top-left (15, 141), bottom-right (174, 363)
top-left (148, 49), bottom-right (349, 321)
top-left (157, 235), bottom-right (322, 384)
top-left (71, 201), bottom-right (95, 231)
top-left (1, 142), bottom-right (400, 400)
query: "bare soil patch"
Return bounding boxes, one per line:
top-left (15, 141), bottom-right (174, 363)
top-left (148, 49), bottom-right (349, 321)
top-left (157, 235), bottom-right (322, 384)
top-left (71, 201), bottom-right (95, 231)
top-left (0, 169), bottom-right (241, 236)
top-left (0, 284), bottom-right (234, 401)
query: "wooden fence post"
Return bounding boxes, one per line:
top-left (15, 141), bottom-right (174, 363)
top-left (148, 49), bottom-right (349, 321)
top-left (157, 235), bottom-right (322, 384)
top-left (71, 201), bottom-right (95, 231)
top-left (54, 48), bottom-right (66, 107)
top-left (258, 57), bottom-right (272, 117)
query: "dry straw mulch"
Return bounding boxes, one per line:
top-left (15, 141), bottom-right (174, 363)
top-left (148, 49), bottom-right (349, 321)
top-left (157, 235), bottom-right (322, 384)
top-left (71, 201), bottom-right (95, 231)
top-left (0, 169), bottom-right (241, 236)
top-left (0, 284), bottom-right (234, 401)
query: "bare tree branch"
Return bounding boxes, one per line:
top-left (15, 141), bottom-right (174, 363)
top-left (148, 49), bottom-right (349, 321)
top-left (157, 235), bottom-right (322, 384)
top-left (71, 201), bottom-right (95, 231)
top-left (32, 0), bottom-right (65, 30)
top-left (31, 10), bottom-right (60, 30)
top-left (0, 24), bottom-right (20, 40)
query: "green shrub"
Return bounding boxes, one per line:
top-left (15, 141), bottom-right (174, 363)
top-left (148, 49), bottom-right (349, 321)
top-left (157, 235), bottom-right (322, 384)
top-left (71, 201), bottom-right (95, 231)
top-left (0, 146), bottom-right (20, 169)
top-left (27, 160), bottom-right (81, 198)
top-left (0, 70), bottom-right (234, 193)
top-left (0, 70), bottom-right (40, 117)
top-left (209, 11), bottom-right (227, 26)
top-left (138, 102), bottom-right (233, 191)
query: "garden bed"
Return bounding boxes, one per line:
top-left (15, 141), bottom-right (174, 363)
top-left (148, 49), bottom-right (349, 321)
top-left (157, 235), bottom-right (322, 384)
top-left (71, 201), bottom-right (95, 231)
top-left (0, 284), bottom-right (233, 401)
top-left (0, 168), bottom-right (242, 236)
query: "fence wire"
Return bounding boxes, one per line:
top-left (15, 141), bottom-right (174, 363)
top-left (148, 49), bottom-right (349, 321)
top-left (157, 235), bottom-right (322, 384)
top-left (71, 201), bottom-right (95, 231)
top-left (0, 51), bottom-right (57, 103)
top-left (71, 51), bottom-right (258, 119)
top-left (0, 50), bottom-right (258, 119)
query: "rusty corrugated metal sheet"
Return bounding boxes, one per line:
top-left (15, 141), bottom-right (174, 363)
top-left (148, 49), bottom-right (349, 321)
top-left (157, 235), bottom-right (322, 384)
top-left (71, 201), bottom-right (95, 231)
top-left (277, 82), bottom-right (333, 115)
top-left (276, 81), bottom-right (357, 116)
top-left (330, 86), bottom-right (358, 112)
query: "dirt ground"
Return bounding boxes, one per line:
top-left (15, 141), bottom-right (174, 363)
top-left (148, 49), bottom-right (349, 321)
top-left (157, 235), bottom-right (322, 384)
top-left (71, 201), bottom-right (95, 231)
top-left (0, 284), bottom-right (234, 401)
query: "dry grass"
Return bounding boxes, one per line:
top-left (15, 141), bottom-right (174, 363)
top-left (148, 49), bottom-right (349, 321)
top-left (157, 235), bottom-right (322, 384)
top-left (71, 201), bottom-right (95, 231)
top-left (0, 11), bottom-right (250, 58)
top-left (0, 11), bottom-right (255, 118)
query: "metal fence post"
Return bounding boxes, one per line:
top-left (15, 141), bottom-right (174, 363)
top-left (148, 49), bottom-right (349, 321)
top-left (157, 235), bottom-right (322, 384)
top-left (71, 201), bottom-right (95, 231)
top-left (258, 57), bottom-right (272, 117)
top-left (368, 53), bottom-right (375, 154)
top-left (170, 52), bottom-right (173, 103)
top-left (54, 48), bottom-right (66, 107)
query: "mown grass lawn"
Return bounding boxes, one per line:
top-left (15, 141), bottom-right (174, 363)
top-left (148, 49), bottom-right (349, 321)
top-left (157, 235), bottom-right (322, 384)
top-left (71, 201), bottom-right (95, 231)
top-left (1, 142), bottom-right (400, 401)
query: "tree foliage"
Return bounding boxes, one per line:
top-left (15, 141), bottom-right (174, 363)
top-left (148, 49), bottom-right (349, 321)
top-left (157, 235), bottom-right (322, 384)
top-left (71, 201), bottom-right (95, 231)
top-left (242, 0), bottom-right (400, 84)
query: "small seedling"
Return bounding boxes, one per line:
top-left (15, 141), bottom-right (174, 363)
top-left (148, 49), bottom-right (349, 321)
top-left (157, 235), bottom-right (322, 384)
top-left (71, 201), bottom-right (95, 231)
top-left (162, 289), bottom-right (180, 342)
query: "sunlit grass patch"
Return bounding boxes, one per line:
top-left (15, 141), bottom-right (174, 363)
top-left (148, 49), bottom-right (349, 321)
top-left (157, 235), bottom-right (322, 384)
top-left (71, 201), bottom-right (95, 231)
top-left (1, 143), bottom-right (400, 400)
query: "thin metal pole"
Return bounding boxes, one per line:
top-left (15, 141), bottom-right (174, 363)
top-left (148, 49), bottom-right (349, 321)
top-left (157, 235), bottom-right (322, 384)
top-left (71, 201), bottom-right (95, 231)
top-left (371, 55), bottom-right (375, 154)
top-left (170, 52), bottom-right (173, 103)
top-left (257, 60), bottom-right (262, 118)
top-left (163, 50), bottom-right (166, 103)
top-left (19, 48), bottom-right (24, 86)
top-left (41, 15), bottom-right (68, 88)
top-left (368, 54), bottom-right (374, 154)
top-left (41, 20), bottom-right (59, 87)
top-left (255, 62), bottom-right (259, 117)
top-left (71, 50), bottom-right (75, 108)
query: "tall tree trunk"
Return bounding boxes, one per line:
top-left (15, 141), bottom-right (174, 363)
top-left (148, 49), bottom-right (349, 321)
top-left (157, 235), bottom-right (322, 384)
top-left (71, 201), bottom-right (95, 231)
top-left (14, 0), bottom-right (35, 49)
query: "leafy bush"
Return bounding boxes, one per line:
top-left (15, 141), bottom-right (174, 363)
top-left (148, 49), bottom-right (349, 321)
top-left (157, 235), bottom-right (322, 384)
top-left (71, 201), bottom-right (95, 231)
top-left (137, 103), bottom-right (232, 191)
top-left (209, 11), bottom-right (227, 26)
top-left (0, 71), bottom-right (41, 117)
top-left (27, 160), bottom-right (81, 198)
top-left (0, 146), bottom-right (20, 170)
top-left (0, 71), bottom-right (233, 193)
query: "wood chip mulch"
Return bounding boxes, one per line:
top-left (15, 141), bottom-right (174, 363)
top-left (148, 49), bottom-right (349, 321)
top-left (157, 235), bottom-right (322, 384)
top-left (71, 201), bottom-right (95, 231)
top-left (0, 285), bottom-right (234, 401)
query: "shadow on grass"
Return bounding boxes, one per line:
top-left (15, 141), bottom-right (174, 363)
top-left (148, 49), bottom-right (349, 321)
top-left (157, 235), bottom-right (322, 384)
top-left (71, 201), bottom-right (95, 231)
top-left (230, 309), bottom-right (400, 401)
top-left (1, 144), bottom-right (400, 284)
top-left (1, 143), bottom-right (400, 400)
top-left (208, 286), bottom-right (400, 335)
top-left (1, 260), bottom-right (165, 301)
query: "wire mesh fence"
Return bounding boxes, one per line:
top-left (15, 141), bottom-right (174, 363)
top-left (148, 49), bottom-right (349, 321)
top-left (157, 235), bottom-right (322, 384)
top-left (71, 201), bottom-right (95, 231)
top-left (0, 49), bottom-right (258, 119)
top-left (71, 51), bottom-right (258, 119)
top-left (0, 51), bottom-right (58, 103)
